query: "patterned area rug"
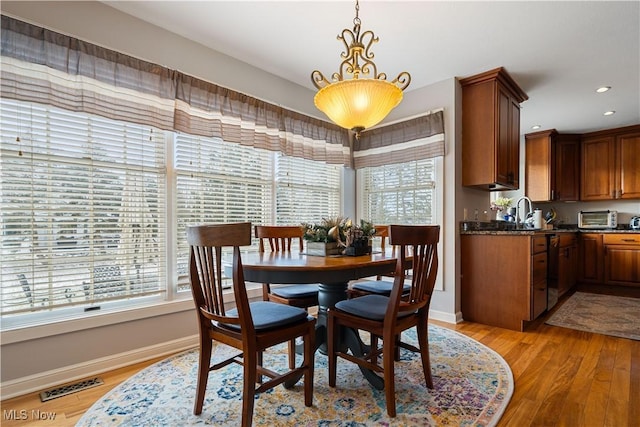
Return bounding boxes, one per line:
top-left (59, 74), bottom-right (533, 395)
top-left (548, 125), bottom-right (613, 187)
top-left (76, 325), bottom-right (513, 426)
top-left (546, 292), bottom-right (640, 340)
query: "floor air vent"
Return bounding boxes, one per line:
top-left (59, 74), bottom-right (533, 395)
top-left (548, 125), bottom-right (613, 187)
top-left (39, 377), bottom-right (104, 402)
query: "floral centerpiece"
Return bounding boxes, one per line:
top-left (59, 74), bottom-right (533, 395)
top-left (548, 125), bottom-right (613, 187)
top-left (301, 217), bottom-right (375, 256)
top-left (490, 197), bottom-right (513, 220)
top-left (342, 219), bottom-right (376, 256)
top-left (301, 216), bottom-right (348, 256)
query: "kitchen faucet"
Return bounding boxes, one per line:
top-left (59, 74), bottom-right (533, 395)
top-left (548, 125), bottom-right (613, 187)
top-left (514, 196), bottom-right (533, 228)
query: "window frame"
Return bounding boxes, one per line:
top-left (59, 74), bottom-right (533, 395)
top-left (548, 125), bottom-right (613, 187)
top-left (0, 100), bottom-right (344, 338)
top-left (357, 155), bottom-right (444, 291)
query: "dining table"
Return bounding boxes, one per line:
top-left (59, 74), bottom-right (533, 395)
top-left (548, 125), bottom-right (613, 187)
top-left (236, 247), bottom-right (409, 389)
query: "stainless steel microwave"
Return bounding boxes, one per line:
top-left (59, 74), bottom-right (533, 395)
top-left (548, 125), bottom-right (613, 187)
top-left (578, 210), bottom-right (617, 229)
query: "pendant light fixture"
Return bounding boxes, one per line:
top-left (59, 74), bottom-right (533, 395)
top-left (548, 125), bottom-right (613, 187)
top-left (311, 0), bottom-right (411, 139)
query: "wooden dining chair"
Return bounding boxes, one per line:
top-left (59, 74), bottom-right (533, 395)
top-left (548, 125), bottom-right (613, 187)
top-left (187, 222), bottom-right (315, 427)
top-left (255, 225), bottom-right (319, 309)
top-left (255, 225), bottom-right (320, 369)
top-left (348, 225), bottom-right (410, 298)
top-left (327, 224), bottom-right (440, 417)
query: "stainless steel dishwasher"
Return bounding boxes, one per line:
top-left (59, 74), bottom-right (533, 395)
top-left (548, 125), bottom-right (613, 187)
top-left (547, 234), bottom-right (559, 310)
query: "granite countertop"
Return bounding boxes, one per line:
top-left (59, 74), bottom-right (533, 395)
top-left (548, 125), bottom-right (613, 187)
top-left (459, 221), bottom-right (639, 235)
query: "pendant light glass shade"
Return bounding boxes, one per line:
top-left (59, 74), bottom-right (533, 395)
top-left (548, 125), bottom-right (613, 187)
top-left (314, 79), bottom-right (403, 133)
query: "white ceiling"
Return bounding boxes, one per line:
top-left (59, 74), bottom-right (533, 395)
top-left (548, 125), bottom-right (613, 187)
top-left (102, 0), bottom-right (639, 134)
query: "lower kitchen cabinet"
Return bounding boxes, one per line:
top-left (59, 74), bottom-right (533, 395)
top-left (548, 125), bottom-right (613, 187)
top-left (557, 233), bottom-right (578, 296)
top-left (603, 234), bottom-right (640, 286)
top-left (461, 234), bottom-right (547, 331)
top-left (579, 233), bottom-right (604, 283)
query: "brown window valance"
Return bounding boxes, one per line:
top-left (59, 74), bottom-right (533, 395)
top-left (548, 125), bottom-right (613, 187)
top-left (353, 109), bottom-right (445, 169)
top-left (0, 15), bottom-right (351, 166)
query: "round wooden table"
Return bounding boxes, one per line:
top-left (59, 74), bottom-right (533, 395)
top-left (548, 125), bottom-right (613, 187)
top-left (238, 249), bottom-right (404, 389)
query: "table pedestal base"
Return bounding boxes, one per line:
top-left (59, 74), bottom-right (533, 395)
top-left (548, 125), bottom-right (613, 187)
top-left (303, 282), bottom-right (384, 389)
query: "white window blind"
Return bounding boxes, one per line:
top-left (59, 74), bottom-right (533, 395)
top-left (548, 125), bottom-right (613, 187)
top-left (1, 100), bottom-right (344, 316)
top-left (275, 153), bottom-right (342, 225)
top-left (361, 159), bottom-right (436, 225)
top-left (174, 136), bottom-right (342, 291)
top-left (174, 133), bottom-right (274, 290)
top-left (0, 99), bottom-right (167, 315)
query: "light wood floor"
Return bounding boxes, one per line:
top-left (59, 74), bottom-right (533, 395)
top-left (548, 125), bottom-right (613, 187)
top-left (2, 292), bottom-right (639, 426)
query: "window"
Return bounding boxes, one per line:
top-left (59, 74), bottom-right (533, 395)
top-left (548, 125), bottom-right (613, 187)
top-left (1, 100), bottom-right (343, 322)
top-left (360, 158), bottom-right (438, 225)
top-left (275, 153), bottom-right (341, 225)
top-left (174, 135), bottom-right (342, 291)
top-left (358, 156), bottom-right (443, 290)
top-left (0, 99), bottom-right (167, 316)
top-left (174, 133), bottom-right (273, 291)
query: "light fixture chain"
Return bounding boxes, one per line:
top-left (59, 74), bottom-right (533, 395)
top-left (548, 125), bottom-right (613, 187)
top-left (354, 0), bottom-right (360, 26)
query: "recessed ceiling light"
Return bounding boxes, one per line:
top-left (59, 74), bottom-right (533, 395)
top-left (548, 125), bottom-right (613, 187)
top-left (603, 110), bottom-right (616, 116)
top-left (531, 125), bottom-right (541, 130)
top-left (596, 86), bottom-right (611, 93)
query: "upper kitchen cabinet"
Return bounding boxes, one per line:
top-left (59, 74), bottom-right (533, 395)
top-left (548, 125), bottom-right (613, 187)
top-left (581, 124), bottom-right (640, 200)
top-left (460, 67), bottom-right (528, 191)
top-left (525, 129), bottom-right (581, 202)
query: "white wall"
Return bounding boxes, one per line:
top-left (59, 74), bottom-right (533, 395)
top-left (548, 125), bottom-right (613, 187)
top-left (0, 1), bottom-right (470, 397)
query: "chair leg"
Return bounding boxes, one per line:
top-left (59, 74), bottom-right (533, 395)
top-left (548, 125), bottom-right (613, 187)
top-left (327, 312), bottom-right (337, 388)
top-left (383, 337), bottom-right (397, 417)
top-left (417, 321), bottom-right (433, 389)
top-left (303, 324), bottom-right (315, 407)
top-left (257, 351), bottom-right (263, 384)
top-left (371, 334), bottom-right (379, 361)
top-left (288, 338), bottom-right (296, 370)
top-left (241, 351), bottom-right (258, 427)
top-left (194, 336), bottom-right (212, 415)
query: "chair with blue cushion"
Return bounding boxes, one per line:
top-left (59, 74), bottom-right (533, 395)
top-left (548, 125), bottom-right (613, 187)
top-left (256, 225), bottom-right (320, 368)
top-left (327, 224), bottom-right (440, 418)
top-left (187, 222), bottom-right (315, 427)
top-left (256, 225), bottom-right (319, 309)
top-left (348, 225), bottom-right (411, 298)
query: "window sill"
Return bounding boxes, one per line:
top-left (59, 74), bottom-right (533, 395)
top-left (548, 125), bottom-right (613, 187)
top-left (0, 297), bottom-right (191, 345)
top-left (1, 283), bottom-right (264, 345)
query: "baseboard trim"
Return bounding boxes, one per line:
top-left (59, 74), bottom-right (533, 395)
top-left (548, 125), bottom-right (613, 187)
top-left (1, 334), bottom-right (199, 400)
top-left (429, 308), bottom-right (462, 325)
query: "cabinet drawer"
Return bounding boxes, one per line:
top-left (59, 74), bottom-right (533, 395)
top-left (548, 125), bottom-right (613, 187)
top-left (532, 235), bottom-right (547, 254)
top-left (532, 252), bottom-right (547, 284)
top-left (603, 234), bottom-right (640, 246)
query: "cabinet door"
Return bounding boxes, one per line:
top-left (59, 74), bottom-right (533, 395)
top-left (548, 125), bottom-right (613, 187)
top-left (579, 234), bottom-right (603, 283)
top-left (531, 252), bottom-right (548, 319)
top-left (555, 135), bottom-right (580, 201)
top-left (508, 97), bottom-right (521, 189)
top-left (581, 136), bottom-right (616, 200)
top-left (618, 132), bottom-right (640, 199)
top-left (558, 244), bottom-right (578, 296)
top-left (525, 131), bottom-right (553, 202)
top-left (496, 86), bottom-right (513, 187)
top-left (604, 245), bottom-right (640, 286)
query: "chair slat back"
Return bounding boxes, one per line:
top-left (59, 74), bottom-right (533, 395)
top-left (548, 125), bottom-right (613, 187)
top-left (387, 225), bottom-right (440, 316)
top-left (255, 225), bottom-right (304, 253)
top-left (187, 222), bottom-right (252, 328)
